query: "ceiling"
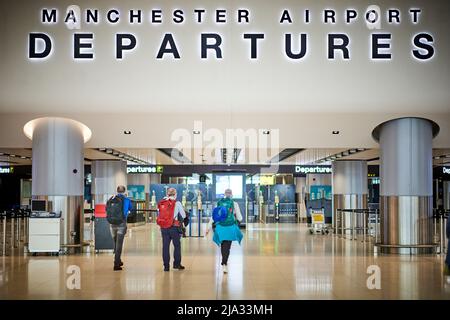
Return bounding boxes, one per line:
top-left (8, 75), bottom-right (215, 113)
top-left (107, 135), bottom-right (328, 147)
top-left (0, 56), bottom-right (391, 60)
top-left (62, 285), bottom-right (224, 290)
top-left (2, 148), bottom-right (450, 167)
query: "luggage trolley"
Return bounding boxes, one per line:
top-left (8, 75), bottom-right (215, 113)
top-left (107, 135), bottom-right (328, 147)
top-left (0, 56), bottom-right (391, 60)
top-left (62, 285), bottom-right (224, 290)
top-left (308, 208), bottom-right (329, 234)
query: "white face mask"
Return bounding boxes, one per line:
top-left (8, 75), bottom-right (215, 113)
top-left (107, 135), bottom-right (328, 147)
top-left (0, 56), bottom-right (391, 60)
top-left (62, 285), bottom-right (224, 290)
top-left (168, 195), bottom-right (176, 200)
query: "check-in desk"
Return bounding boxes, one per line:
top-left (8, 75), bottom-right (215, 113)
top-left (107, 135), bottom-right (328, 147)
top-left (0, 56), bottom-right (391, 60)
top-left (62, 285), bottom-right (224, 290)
top-left (28, 212), bottom-right (61, 254)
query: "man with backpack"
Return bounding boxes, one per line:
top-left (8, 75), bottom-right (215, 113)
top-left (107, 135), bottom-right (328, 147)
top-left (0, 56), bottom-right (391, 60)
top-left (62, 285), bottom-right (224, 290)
top-left (157, 188), bottom-right (187, 272)
top-left (106, 185), bottom-right (133, 271)
top-left (206, 188), bottom-right (243, 274)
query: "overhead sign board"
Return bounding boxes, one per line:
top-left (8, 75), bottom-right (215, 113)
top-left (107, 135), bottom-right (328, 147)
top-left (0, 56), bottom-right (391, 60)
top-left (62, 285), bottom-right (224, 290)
top-left (0, 167), bottom-right (14, 174)
top-left (127, 165), bottom-right (163, 174)
top-left (294, 165), bottom-right (332, 175)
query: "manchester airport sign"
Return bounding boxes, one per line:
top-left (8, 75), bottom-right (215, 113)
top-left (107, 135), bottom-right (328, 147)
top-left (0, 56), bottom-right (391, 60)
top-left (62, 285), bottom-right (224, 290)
top-left (28, 6), bottom-right (435, 61)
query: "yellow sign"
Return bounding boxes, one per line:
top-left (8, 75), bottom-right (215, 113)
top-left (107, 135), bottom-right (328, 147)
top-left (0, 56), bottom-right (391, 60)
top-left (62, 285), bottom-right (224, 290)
top-left (311, 213), bottom-right (324, 224)
top-left (260, 175), bottom-right (275, 185)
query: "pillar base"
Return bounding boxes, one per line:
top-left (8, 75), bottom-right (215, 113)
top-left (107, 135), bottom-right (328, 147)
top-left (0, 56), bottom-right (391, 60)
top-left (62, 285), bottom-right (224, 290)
top-left (380, 195), bottom-right (433, 254)
top-left (40, 195), bottom-right (84, 254)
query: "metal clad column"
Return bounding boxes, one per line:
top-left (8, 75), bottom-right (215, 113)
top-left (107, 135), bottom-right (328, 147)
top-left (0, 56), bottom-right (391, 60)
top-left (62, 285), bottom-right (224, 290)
top-left (24, 117), bottom-right (91, 253)
top-left (91, 160), bottom-right (127, 204)
top-left (332, 161), bottom-right (368, 235)
top-left (372, 117), bottom-right (439, 254)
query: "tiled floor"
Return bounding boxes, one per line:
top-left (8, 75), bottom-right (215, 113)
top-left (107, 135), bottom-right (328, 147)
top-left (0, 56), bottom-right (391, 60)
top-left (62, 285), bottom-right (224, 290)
top-left (1, 223), bottom-right (449, 299)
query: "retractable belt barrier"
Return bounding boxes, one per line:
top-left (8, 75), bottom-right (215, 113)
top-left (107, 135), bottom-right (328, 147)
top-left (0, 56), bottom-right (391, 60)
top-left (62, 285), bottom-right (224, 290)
top-left (0, 209), bottom-right (30, 256)
top-left (335, 208), bottom-right (379, 242)
top-left (336, 208), bottom-right (448, 255)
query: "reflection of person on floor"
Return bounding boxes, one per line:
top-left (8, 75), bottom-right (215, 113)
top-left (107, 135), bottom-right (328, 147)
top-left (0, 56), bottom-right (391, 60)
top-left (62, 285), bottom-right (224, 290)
top-left (445, 216), bottom-right (450, 275)
top-left (206, 188), bottom-right (243, 274)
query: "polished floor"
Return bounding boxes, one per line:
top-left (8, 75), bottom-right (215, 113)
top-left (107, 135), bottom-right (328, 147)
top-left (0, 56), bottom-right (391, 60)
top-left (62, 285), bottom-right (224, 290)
top-left (1, 223), bottom-right (449, 300)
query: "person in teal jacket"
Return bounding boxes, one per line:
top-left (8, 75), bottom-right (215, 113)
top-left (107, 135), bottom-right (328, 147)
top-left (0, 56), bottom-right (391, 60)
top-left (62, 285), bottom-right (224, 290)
top-left (206, 189), bottom-right (243, 274)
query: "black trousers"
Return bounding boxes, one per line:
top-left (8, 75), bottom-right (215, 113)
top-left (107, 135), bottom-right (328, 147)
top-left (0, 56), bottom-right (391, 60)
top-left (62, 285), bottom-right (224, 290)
top-left (221, 240), bottom-right (232, 265)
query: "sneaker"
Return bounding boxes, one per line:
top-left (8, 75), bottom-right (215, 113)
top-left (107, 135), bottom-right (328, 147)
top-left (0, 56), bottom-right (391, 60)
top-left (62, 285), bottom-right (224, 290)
top-left (119, 261), bottom-right (124, 267)
top-left (164, 267), bottom-right (170, 272)
top-left (173, 265), bottom-right (185, 270)
top-left (113, 266), bottom-right (122, 271)
top-left (222, 265), bottom-right (228, 274)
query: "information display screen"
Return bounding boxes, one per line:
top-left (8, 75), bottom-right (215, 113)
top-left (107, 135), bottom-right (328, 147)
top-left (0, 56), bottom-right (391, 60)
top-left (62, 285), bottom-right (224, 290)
top-left (213, 174), bottom-right (244, 199)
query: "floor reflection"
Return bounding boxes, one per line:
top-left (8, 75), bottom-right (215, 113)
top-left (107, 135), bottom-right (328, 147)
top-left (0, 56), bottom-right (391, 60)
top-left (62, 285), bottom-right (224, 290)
top-left (0, 223), bottom-right (449, 300)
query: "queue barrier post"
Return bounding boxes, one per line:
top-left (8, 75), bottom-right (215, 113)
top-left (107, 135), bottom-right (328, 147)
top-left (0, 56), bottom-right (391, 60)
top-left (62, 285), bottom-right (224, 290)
top-left (198, 208), bottom-right (202, 237)
top-left (17, 215), bottom-right (21, 246)
top-left (439, 212), bottom-right (448, 254)
top-left (2, 213), bottom-right (6, 256)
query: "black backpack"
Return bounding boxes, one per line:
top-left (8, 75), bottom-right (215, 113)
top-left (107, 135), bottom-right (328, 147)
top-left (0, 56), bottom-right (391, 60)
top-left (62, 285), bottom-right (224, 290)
top-left (106, 195), bottom-right (125, 225)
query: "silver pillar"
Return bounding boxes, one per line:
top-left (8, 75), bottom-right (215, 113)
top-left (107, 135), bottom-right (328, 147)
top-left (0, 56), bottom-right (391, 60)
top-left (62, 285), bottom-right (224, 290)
top-left (91, 160), bottom-right (127, 204)
top-left (295, 177), bottom-right (307, 221)
top-left (24, 117), bottom-right (91, 252)
top-left (332, 161), bottom-right (368, 235)
top-left (372, 117), bottom-right (440, 254)
top-left (444, 181), bottom-right (450, 211)
top-left (149, 174), bottom-right (161, 208)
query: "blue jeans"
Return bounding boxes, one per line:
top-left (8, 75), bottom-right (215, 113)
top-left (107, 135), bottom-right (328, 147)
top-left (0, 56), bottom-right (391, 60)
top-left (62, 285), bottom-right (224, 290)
top-left (161, 227), bottom-right (182, 268)
top-left (110, 222), bottom-right (127, 267)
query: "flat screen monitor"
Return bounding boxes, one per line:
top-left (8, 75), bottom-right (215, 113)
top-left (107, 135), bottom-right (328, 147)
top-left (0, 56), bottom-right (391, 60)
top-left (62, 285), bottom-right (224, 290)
top-left (213, 173), bottom-right (244, 200)
top-left (31, 200), bottom-right (47, 212)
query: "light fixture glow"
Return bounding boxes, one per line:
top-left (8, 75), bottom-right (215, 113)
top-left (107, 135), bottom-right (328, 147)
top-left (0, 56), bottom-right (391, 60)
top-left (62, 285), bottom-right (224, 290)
top-left (24, 117), bottom-right (92, 143)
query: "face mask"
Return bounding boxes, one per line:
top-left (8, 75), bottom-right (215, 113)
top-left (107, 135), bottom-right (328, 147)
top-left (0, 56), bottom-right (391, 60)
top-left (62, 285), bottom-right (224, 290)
top-left (168, 195), bottom-right (176, 201)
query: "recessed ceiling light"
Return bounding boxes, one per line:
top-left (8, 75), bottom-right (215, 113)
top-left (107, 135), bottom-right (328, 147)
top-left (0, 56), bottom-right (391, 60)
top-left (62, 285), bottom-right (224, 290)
top-left (0, 153), bottom-right (3, 155)
top-left (10, 154), bottom-right (16, 157)
top-left (106, 149), bottom-right (113, 154)
top-left (99, 148), bottom-right (106, 151)
top-left (123, 130), bottom-right (132, 135)
top-left (332, 131), bottom-right (340, 135)
top-left (357, 148), bottom-right (365, 151)
top-left (20, 156), bottom-right (26, 159)
top-left (262, 130), bottom-right (270, 135)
